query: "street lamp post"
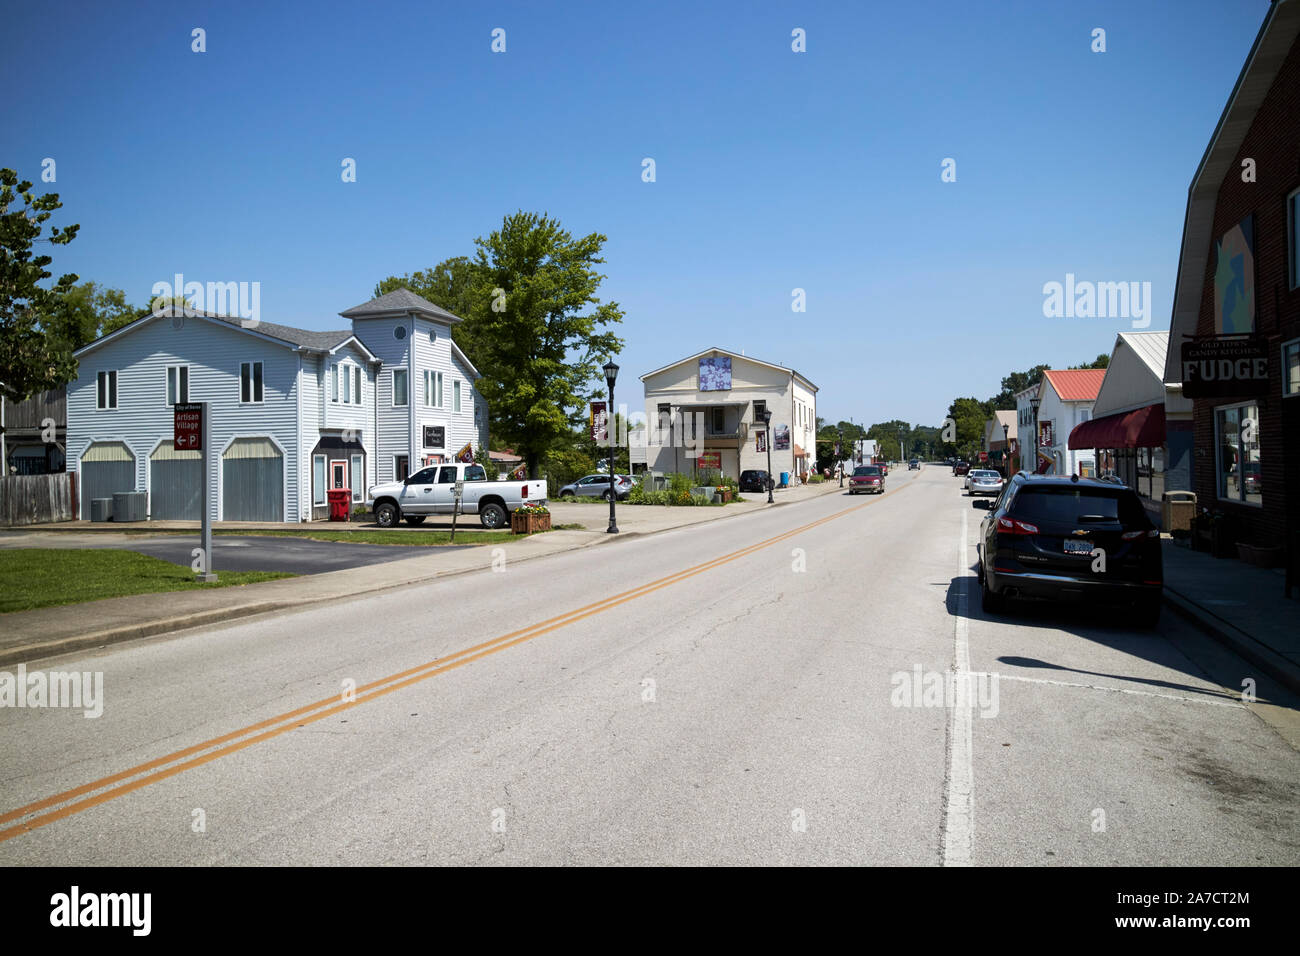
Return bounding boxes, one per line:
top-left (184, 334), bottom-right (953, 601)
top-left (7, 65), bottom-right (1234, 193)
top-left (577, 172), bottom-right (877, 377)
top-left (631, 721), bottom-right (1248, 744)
top-left (604, 360), bottom-right (619, 533)
top-left (898, 427), bottom-right (904, 464)
top-left (837, 429), bottom-right (844, 487)
top-left (1029, 396), bottom-right (1041, 475)
top-left (762, 408), bottom-right (774, 503)
top-left (1002, 422), bottom-right (1009, 476)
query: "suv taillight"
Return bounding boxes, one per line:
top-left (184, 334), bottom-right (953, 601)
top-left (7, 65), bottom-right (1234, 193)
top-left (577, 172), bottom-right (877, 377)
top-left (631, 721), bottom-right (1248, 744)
top-left (997, 516), bottom-right (1038, 535)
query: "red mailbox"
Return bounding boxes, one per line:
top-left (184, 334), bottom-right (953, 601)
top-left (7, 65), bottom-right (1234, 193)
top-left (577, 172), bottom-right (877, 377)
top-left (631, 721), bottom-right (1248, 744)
top-left (327, 488), bottom-right (351, 522)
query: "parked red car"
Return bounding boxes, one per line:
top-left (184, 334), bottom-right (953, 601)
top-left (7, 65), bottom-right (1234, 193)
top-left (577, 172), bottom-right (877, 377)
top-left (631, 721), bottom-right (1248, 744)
top-left (953, 461), bottom-right (971, 476)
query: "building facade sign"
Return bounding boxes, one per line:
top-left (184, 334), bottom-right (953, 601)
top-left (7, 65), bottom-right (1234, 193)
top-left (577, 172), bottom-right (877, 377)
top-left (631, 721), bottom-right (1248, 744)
top-left (1180, 336), bottom-right (1269, 398)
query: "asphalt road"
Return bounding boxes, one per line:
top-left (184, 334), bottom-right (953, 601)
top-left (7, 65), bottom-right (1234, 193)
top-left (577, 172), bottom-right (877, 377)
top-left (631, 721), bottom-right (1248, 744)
top-left (1, 467), bottom-right (1297, 865)
top-left (0, 533), bottom-right (466, 575)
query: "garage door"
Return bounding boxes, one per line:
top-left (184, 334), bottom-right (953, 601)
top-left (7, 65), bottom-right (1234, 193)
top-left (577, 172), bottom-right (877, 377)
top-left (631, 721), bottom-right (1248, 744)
top-left (150, 440), bottom-right (202, 520)
top-left (80, 442), bottom-right (136, 519)
top-left (222, 437), bottom-right (283, 522)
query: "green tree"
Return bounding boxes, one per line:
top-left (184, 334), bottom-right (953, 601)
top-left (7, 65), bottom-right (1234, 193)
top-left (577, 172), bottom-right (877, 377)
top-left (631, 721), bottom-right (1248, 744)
top-left (47, 282), bottom-right (140, 351)
top-left (0, 168), bottom-right (80, 402)
top-left (990, 363), bottom-right (1049, 410)
top-left (1070, 354), bottom-right (1110, 370)
top-left (946, 397), bottom-right (990, 459)
top-left (378, 213), bottom-right (625, 477)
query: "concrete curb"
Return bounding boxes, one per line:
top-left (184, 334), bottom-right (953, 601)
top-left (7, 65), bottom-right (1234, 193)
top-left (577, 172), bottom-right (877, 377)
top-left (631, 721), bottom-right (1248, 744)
top-left (1162, 588), bottom-right (1300, 697)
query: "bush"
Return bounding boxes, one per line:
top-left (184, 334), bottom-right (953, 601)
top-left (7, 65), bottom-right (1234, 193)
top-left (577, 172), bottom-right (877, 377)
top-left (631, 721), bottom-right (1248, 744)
top-left (808, 475), bottom-right (824, 484)
top-left (666, 472), bottom-right (693, 496)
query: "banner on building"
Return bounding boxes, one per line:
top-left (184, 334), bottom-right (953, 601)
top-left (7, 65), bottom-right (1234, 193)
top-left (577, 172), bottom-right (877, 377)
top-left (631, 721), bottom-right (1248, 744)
top-left (1214, 215), bottom-right (1255, 334)
top-left (1039, 420), bottom-right (1054, 448)
top-left (698, 451), bottom-right (722, 470)
top-left (756, 430), bottom-right (767, 453)
top-left (774, 424), bottom-right (790, 451)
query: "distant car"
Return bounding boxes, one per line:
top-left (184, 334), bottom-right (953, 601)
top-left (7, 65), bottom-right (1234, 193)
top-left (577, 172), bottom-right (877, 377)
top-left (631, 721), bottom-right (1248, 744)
top-left (977, 473), bottom-right (1162, 626)
top-left (558, 473), bottom-right (632, 500)
top-left (953, 461), bottom-right (971, 477)
top-left (908, 459), bottom-right (920, 470)
top-left (967, 469), bottom-right (1004, 497)
top-left (739, 470), bottom-right (771, 493)
top-left (849, 465), bottom-right (885, 494)
top-left (878, 462), bottom-right (889, 476)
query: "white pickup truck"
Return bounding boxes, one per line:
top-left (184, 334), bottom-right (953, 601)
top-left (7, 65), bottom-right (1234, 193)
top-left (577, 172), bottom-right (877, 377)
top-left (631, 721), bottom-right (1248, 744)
top-left (367, 462), bottom-right (547, 530)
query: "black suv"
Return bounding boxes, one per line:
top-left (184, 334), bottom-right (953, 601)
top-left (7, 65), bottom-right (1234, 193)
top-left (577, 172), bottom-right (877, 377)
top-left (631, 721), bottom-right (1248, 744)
top-left (977, 473), bottom-right (1162, 626)
top-left (739, 470), bottom-right (771, 493)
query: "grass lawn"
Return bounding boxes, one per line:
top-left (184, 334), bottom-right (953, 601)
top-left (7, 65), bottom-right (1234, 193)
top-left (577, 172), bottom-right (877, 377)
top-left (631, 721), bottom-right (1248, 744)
top-left (0, 550), bottom-right (295, 614)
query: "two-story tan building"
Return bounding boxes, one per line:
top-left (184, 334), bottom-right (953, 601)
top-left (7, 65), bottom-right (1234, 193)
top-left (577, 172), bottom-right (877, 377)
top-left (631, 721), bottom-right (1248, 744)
top-left (640, 348), bottom-right (818, 483)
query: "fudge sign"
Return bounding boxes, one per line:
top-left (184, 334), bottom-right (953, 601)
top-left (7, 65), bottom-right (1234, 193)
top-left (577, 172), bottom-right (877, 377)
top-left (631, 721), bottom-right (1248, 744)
top-left (1181, 337), bottom-right (1268, 398)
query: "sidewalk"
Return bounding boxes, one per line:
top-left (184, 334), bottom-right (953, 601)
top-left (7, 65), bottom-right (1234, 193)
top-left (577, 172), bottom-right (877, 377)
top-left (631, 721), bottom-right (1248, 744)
top-left (0, 479), bottom-right (847, 666)
top-left (1161, 539), bottom-right (1300, 695)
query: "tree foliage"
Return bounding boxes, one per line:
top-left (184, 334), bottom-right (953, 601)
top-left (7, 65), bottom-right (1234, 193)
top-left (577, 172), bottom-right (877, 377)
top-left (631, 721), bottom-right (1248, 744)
top-left (375, 212), bottom-right (625, 477)
top-left (0, 168), bottom-right (80, 402)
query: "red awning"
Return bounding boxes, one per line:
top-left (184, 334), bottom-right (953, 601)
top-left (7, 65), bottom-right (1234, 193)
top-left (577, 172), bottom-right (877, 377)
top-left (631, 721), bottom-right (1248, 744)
top-left (1067, 403), bottom-right (1165, 450)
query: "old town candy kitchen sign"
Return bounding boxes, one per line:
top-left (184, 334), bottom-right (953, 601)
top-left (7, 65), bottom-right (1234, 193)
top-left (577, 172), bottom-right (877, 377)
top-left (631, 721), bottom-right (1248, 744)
top-left (1180, 336), bottom-right (1268, 398)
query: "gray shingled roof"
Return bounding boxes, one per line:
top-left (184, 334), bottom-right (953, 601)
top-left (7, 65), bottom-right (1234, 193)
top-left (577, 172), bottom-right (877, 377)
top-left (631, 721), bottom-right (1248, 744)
top-left (201, 313), bottom-right (355, 351)
top-left (339, 287), bottom-right (463, 323)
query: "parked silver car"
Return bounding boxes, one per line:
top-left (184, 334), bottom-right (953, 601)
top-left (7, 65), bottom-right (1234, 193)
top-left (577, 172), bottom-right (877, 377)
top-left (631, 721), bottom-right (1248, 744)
top-left (558, 473), bottom-right (633, 500)
top-left (966, 469), bottom-right (1005, 496)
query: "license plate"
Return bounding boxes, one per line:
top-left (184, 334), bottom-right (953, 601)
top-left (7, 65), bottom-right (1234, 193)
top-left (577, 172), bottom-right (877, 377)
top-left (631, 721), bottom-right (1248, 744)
top-left (1063, 539), bottom-right (1093, 554)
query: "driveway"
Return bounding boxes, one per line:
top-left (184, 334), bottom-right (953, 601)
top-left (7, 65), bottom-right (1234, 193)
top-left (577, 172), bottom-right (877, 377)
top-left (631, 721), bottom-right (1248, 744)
top-left (0, 532), bottom-right (468, 576)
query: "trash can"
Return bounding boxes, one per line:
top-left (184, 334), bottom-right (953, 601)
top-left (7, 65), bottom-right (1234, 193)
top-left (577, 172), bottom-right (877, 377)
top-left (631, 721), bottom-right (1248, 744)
top-left (327, 488), bottom-right (351, 522)
top-left (779, 472), bottom-right (789, 488)
top-left (1162, 490), bottom-right (1196, 533)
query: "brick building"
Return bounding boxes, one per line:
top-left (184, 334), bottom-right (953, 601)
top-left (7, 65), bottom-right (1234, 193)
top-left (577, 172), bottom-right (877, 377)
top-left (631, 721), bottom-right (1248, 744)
top-left (1163, 0), bottom-right (1300, 558)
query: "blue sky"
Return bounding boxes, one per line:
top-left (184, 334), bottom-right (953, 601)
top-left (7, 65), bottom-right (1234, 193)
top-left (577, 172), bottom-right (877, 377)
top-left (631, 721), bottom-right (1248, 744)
top-left (4, 0), bottom-right (1270, 426)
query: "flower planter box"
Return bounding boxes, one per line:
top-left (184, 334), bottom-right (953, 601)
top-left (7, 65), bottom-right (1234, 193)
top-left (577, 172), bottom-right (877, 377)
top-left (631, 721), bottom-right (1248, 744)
top-left (511, 512), bottom-right (551, 534)
top-left (715, 489), bottom-right (734, 503)
top-left (1236, 543), bottom-right (1281, 568)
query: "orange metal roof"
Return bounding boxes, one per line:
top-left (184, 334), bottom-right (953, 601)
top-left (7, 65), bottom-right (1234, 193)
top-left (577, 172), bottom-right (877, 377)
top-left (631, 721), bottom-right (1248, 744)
top-left (1043, 369), bottom-right (1105, 402)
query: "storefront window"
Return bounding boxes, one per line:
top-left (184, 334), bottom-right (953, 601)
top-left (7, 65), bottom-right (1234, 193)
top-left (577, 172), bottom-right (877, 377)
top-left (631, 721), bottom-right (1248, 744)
top-left (1215, 403), bottom-right (1261, 506)
top-left (1284, 338), bottom-right (1299, 397)
top-left (1150, 445), bottom-right (1165, 502)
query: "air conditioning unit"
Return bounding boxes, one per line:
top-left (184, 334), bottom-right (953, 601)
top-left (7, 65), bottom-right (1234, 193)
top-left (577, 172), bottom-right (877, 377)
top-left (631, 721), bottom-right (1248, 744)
top-left (113, 491), bottom-right (148, 522)
top-left (91, 498), bottom-right (113, 522)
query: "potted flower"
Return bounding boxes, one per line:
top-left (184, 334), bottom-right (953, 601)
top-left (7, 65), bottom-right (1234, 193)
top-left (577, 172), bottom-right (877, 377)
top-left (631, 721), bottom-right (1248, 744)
top-left (511, 502), bottom-right (552, 534)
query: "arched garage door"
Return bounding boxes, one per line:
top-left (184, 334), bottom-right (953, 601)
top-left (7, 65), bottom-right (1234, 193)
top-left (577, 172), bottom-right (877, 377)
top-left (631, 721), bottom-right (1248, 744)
top-left (222, 438), bottom-right (283, 522)
top-left (150, 440), bottom-right (202, 520)
top-left (80, 442), bottom-right (136, 519)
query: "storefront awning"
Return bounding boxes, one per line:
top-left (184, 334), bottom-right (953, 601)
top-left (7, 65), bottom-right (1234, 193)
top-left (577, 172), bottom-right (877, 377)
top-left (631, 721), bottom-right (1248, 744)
top-left (1067, 403), bottom-right (1165, 450)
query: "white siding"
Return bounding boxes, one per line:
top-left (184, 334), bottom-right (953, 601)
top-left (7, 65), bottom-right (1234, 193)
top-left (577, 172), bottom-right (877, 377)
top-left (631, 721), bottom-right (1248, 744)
top-left (68, 315), bottom-right (300, 522)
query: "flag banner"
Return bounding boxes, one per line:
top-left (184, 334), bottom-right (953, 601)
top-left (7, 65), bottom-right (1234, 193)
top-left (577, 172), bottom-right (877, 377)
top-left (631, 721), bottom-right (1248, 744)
top-left (455, 443), bottom-right (474, 463)
top-left (591, 401), bottom-right (608, 444)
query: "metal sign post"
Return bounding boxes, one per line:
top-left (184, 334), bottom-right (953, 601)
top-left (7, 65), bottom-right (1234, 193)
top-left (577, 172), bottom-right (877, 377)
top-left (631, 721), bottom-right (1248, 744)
top-left (450, 478), bottom-right (464, 542)
top-left (178, 402), bottom-right (216, 582)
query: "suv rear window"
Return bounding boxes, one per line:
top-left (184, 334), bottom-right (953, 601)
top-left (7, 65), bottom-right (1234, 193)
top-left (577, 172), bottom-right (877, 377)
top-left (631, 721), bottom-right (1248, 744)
top-left (854, 466), bottom-right (880, 476)
top-left (1011, 487), bottom-right (1148, 526)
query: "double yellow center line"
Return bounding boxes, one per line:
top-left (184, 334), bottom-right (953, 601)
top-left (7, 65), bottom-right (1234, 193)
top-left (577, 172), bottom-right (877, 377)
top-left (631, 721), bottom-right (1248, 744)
top-left (0, 479), bottom-right (915, 843)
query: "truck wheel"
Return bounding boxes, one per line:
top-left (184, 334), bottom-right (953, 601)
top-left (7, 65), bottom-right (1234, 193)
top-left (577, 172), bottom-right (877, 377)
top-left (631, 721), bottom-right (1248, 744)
top-left (404, 515), bottom-right (426, 526)
top-left (480, 503), bottom-right (507, 530)
top-left (375, 502), bottom-right (398, 528)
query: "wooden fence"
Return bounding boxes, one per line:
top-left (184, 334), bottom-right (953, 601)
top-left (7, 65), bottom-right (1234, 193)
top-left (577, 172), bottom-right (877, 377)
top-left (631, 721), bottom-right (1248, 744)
top-left (0, 473), bottom-right (75, 526)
